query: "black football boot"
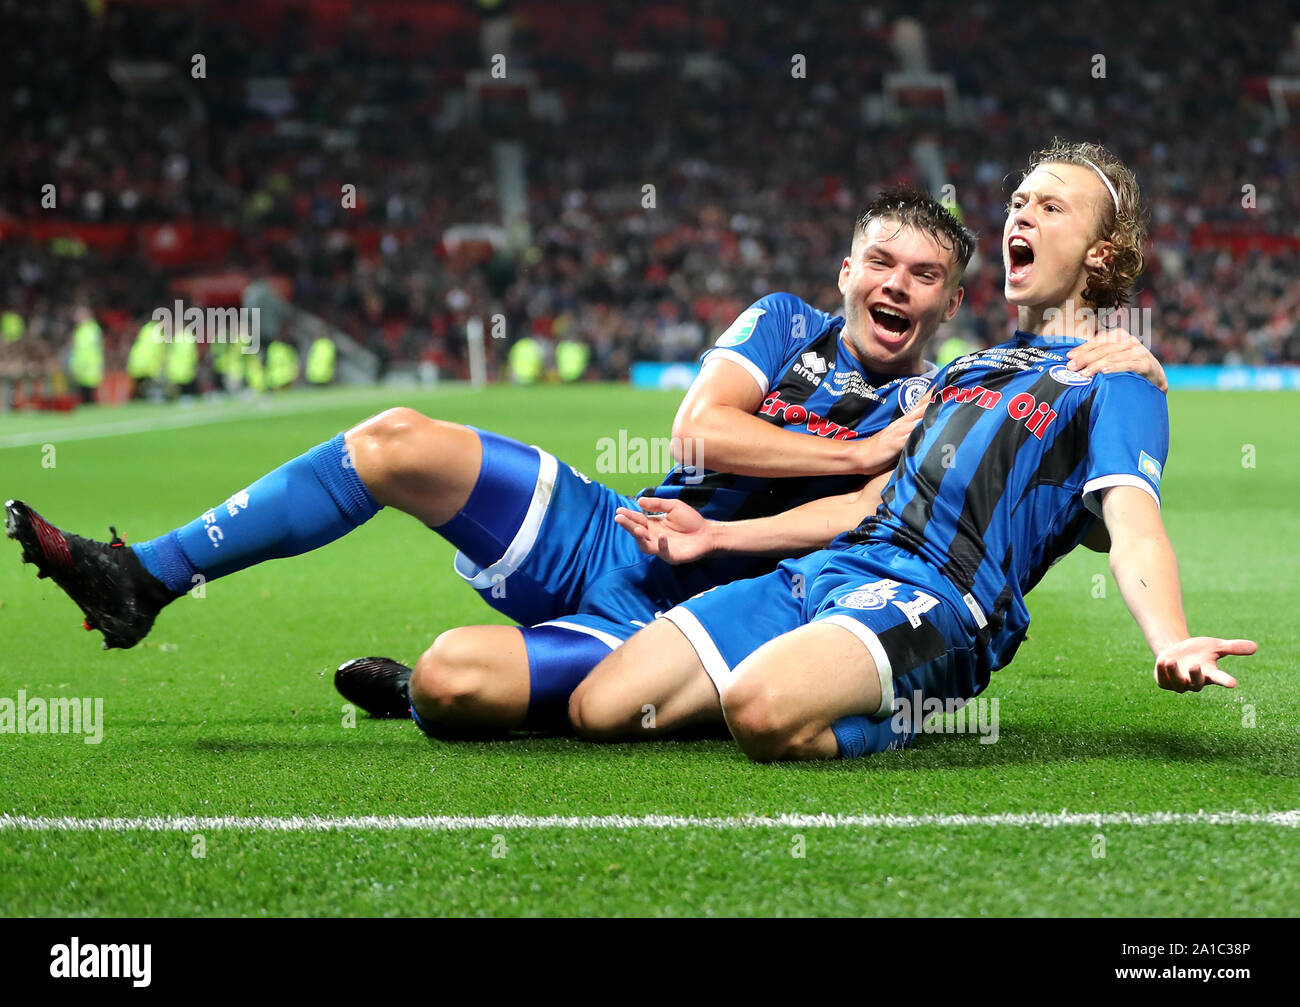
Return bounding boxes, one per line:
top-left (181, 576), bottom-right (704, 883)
top-left (5, 499), bottom-right (180, 649)
top-left (334, 657), bottom-right (413, 718)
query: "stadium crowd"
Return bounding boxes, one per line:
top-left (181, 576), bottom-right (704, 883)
top-left (2, 0), bottom-right (1298, 390)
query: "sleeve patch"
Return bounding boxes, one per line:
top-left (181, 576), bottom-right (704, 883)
top-left (715, 308), bottom-right (766, 348)
top-left (1138, 450), bottom-right (1163, 486)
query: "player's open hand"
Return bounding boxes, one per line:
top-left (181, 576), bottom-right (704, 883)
top-left (859, 392), bottom-right (931, 474)
top-left (614, 497), bottom-right (716, 564)
top-left (1152, 637), bottom-right (1257, 693)
top-left (1066, 328), bottom-right (1168, 392)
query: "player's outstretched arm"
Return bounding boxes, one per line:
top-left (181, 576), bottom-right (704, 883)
top-left (1101, 486), bottom-right (1257, 692)
top-left (671, 359), bottom-right (921, 479)
top-left (614, 470), bottom-right (891, 563)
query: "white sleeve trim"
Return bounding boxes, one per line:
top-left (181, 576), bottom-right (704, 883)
top-left (661, 607), bottom-right (733, 695)
top-left (700, 348), bottom-right (770, 397)
top-left (818, 614), bottom-right (895, 718)
top-left (1081, 474), bottom-right (1160, 517)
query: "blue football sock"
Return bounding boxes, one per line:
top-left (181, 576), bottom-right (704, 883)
top-left (831, 713), bottom-right (913, 759)
top-left (131, 433), bottom-right (381, 594)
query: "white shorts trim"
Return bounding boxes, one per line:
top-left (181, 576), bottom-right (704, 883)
top-left (701, 349), bottom-right (770, 397)
top-left (538, 620), bottom-right (621, 651)
top-left (661, 607), bottom-right (734, 695)
top-left (818, 614), bottom-right (895, 718)
top-left (453, 448), bottom-right (559, 590)
top-left (1082, 474), bottom-right (1160, 517)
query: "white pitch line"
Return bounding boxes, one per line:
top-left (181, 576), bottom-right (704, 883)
top-left (1, 811), bottom-right (1297, 833)
top-left (0, 386), bottom-right (469, 450)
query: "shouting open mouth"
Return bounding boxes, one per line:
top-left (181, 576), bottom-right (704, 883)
top-left (1007, 234), bottom-right (1035, 285)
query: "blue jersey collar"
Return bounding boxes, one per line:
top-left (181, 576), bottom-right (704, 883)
top-left (1012, 329), bottom-right (1087, 351)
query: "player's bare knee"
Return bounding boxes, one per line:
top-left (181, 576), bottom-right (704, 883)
top-left (774, 721), bottom-right (833, 762)
top-left (723, 679), bottom-right (797, 762)
top-left (407, 644), bottom-right (443, 719)
top-left (734, 723), bottom-right (804, 762)
top-left (567, 683), bottom-right (610, 740)
top-left (568, 648), bottom-right (616, 738)
top-left (566, 678), bottom-right (589, 733)
top-left (344, 407), bottom-right (447, 491)
top-left (347, 406), bottom-right (428, 451)
top-left (409, 629), bottom-right (488, 719)
top-left (568, 677), bottom-right (630, 742)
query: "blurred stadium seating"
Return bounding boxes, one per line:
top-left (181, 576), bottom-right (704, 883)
top-left (1, 0), bottom-right (1297, 406)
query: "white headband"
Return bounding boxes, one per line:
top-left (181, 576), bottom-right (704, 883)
top-left (1080, 158), bottom-right (1120, 211)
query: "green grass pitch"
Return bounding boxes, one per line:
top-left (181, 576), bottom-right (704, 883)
top-left (1, 384), bottom-right (1297, 917)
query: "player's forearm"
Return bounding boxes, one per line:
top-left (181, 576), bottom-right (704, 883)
top-left (707, 490), bottom-right (871, 557)
top-left (1109, 531), bottom-right (1190, 655)
top-left (674, 405), bottom-right (866, 478)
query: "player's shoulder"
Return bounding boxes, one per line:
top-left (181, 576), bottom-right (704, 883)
top-left (749, 290), bottom-right (815, 314)
top-left (716, 293), bottom-right (837, 350)
top-left (751, 292), bottom-right (837, 332)
top-left (1083, 370), bottom-right (1169, 425)
top-left (1090, 369), bottom-right (1166, 398)
top-left (1092, 367), bottom-right (1158, 385)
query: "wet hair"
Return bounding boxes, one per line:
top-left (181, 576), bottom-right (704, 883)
top-left (853, 187), bottom-right (976, 282)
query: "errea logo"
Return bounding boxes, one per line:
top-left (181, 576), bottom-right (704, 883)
top-left (793, 351), bottom-right (827, 386)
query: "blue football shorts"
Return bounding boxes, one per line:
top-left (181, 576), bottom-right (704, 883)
top-left (662, 541), bottom-right (992, 755)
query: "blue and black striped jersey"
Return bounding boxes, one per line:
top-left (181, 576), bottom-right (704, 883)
top-left (646, 292), bottom-right (935, 525)
top-left (838, 330), bottom-right (1170, 671)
